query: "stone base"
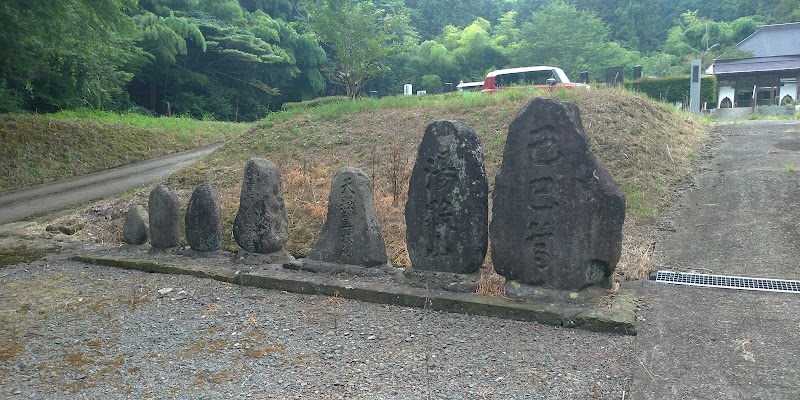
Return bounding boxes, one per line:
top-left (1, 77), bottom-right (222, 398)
top-left (234, 249), bottom-right (295, 266)
top-left (148, 246), bottom-right (179, 254)
top-left (400, 268), bottom-right (482, 293)
top-left (69, 251), bottom-right (638, 335)
top-left (294, 258), bottom-right (400, 278)
top-left (120, 243), bottom-right (151, 252)
top-left (174, 248), bottom-right (229, 259)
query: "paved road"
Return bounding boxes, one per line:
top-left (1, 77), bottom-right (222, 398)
top-left (630, 120), bottom-right (800, 399)
top-left (0, 144), bottom-right (221, 225)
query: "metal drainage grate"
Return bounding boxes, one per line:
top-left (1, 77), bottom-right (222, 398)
top-left (655, 270), bottom-right (800, 293)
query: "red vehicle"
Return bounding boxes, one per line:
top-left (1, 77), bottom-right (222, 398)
top-left (481, 66), bottom-right (589, 93)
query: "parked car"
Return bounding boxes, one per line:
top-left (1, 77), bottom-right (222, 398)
top-left (481, 66), bottom-right (589, 93)
top-left (456, 81), bottom-right (484, 92)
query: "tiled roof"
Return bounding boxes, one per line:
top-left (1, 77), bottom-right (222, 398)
top-left (713, 55), bottom-right (800, 75)
top-left (738, 22), bottom-right (800, 57)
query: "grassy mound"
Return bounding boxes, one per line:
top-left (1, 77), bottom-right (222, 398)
top-left (0, 110), bottom-right (248, 192)
top-left (60, 87), bottom-right (710, 281)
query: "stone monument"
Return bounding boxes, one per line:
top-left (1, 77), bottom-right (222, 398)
top-left (490, 98), bottom-right (625, 289)
top-left (306, 167), bottom-right (389, 267)
top-left (233, 158), bottom-right (289, 254)
top-left (185, 183), bottom-right (222, 252)
top-left (122, 205), bottom-right (149, 245)
top-left (405, 120), bottom-right (489, 273)
top-left (148, 184), bottom-right (181, 249)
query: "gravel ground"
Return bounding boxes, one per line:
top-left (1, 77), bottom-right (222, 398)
top-left (1, 255), bottom-right (635, 399)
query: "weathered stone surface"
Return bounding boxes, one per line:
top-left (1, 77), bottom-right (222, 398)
top-left (233, 158), bottom-right (289, 253)
top-left (185, 183), bottom-right (222, 252)
top-left (490, 98), bottom-right (625, 290)
top-left (405, 120), bottom-right (488, 273)
top-left (149, 185), bottom-right (181, 249)
top-left (123, 205), bottom-right (149, 245)
top-left (307, 167), bottom-right (389, 267)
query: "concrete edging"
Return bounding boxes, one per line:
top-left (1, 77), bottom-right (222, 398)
top-left (71, 254), bottom-right (637, 335)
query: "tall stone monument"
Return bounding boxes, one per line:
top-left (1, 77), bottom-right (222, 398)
top-left (405, 120), bottom-right (489, 273)
top-left (148, 184), bottom-right (181, 249)
top-left (490, 98), bottom-right (625, 290)
top-left (307, 167), bottom-right (389, 267)
top-left (185, 183), bottom-right (222, 252)
top-left (233, 158), bottom-right (289, 254)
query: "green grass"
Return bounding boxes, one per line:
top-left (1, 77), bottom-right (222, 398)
top-left (0, 110), bottom-right (250, 192)
top-left (623, 188), bottom-right (656, 221)
top-left (747, 112), bottom-right (795, 120)
top-left (49, 109), bottom-right (243, 141)
top-left (263, 88), bottom-right (554, 127)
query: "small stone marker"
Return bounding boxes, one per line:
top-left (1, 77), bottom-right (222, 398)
top-left (490, 98), bottom-right (625, 290)
top-left (307, 167), bottom-right (389, 267)
top-left (148, 184), bottom-right (181, 249)
top-left (405, 120), bottom-right (489, 273)
top-left (185, 183), bottom-right (222, 252)
top-left (233, 158), bottom-right (289, 253)
top-left (123, 205), bottom-right (149, 245)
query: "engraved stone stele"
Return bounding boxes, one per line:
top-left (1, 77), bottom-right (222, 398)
top-left (306, 167), bottom-right (389, 267)
top-left (490, 98), bottom-right (625, 290)
top-left (148, 184), bottom-right (181, 249)
top-left (405, 120), bottom-right (489, 273)
top-left (123, 205), bottom-right (149, 245)
top-left (233, 158), bottom-right (289, 254)
top-left (185, 183), bottom-right (222, 252)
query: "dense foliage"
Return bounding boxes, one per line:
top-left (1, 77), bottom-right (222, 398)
top-left (625, 75), bottom-right (717, 105)
top-left (1, 0), bottom-right (796, 120)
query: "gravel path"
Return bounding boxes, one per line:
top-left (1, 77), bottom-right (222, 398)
top-left (1, 255), bottom-right (635, 399)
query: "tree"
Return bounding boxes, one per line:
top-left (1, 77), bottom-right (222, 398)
top-left (569, 0), bottom-right (666, 52)
top-left (420, 74), bottom-right (443, 93)
top-left (303, 0), bottom-right (410, 99)
top-left (239, 0), bottom-right (298, 21)
top-left (450, 18), bottom-right (507, 80)
top-left (127, 0), bottom-right (328, 120)
top-left (130, 11), bottom-right (207, 112)
top-left (405, 0), bottom-right (504, 40)
top-left (514, 2), bottom-right (638, 79)
top-left (492, 11), bottom-right (521, 51)
top-left (0, 0), bottom-right (141, 112)
top-left (660, 12), bottom-right (759, 72)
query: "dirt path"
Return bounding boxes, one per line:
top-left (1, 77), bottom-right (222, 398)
top-left (630, 120), bottom-right (800, 399)
top-left (0, 144), bottom-right (221, 225)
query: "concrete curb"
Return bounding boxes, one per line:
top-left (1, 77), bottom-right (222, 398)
top-left (71, 254), bottom-right (637, 335)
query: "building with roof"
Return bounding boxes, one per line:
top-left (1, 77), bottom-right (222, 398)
top-left (710, 22), bottom-right (800, 108)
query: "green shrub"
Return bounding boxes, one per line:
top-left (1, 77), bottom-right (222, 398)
top-left (625, 75), bottom-right (716, 106)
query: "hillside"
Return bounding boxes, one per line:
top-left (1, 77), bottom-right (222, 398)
top-left (0, 111), bottom-right (248, 192)
top-left (49, 87), bottom-right (708, 282)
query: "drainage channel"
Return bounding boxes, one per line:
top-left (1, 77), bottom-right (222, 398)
top-left (654, 270), bottom-right (800, 293)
